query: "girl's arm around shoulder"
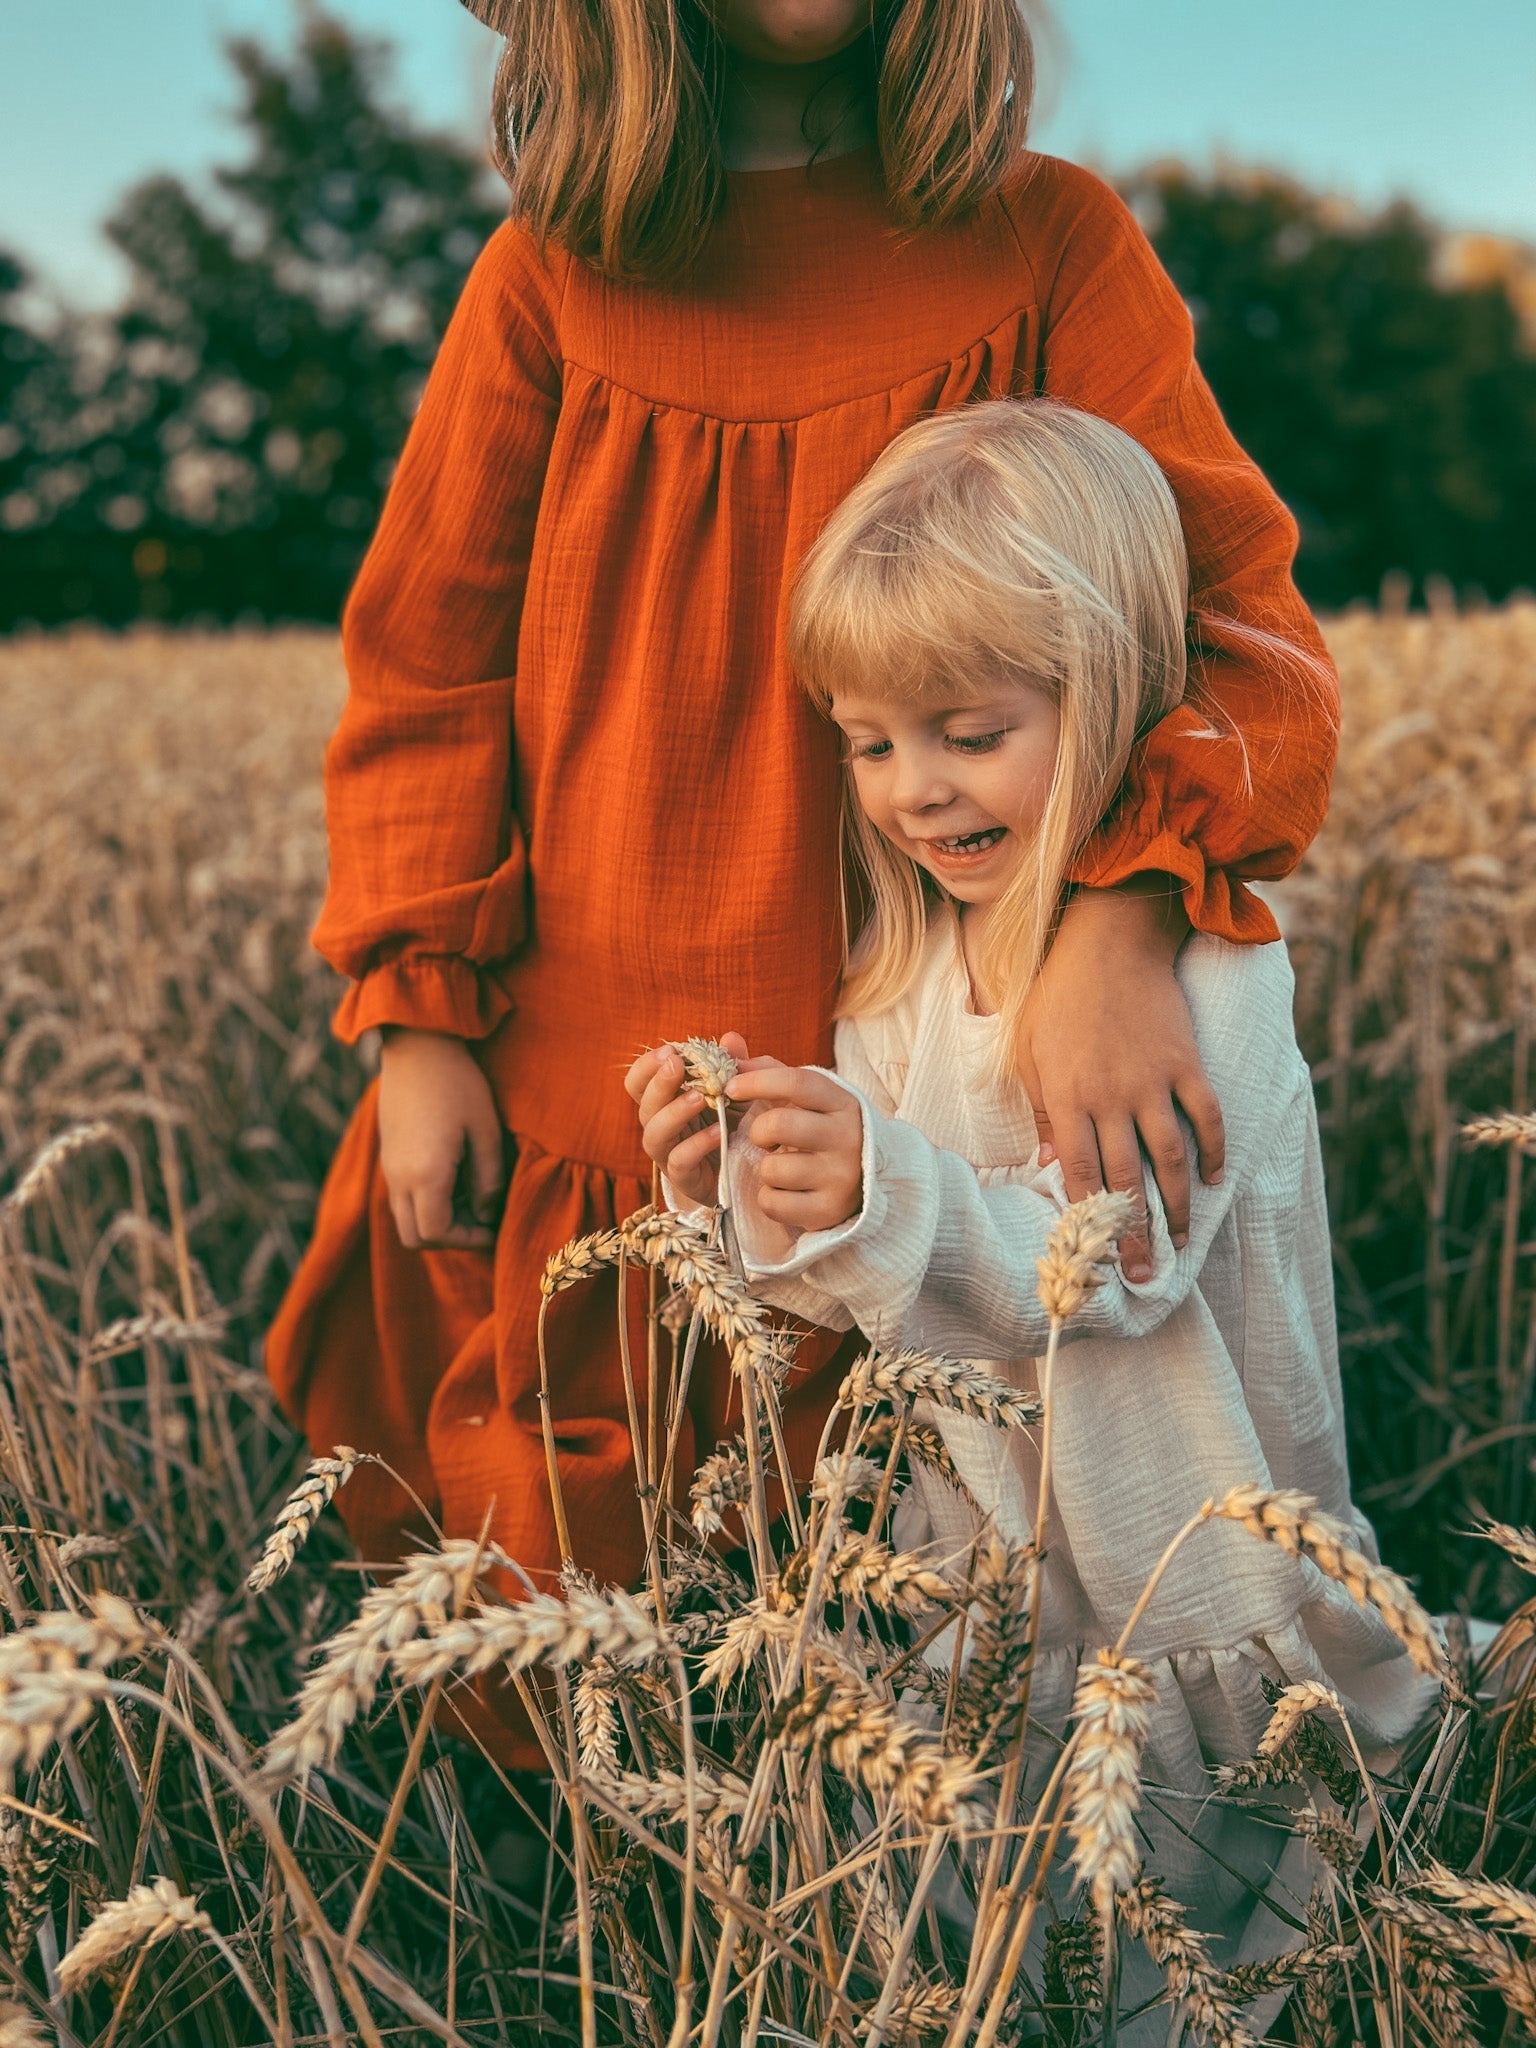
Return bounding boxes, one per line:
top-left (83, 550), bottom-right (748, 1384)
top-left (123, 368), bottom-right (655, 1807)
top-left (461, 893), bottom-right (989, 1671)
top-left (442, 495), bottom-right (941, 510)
top-left (316, 222), bottom-right (568, 1044)
top-left (754, 940), bottom-right (1311, 1359)
top-left (1000, 155), bottom-right (1340, 946)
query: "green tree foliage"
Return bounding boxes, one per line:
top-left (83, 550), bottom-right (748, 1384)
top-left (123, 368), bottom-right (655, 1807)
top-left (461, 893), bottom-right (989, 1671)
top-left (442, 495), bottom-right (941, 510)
top-left (1129, 164), bottom-right (1536, 608)
top-left (0, 13), bottom-right (503, 628)
top-left (0, 17), bottom-right (1531, 627)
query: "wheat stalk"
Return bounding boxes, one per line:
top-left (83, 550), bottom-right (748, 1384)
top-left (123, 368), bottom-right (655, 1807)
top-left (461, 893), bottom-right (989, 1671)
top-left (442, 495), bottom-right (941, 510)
top-left (58, 1876), bottom-right (211, 1994)
top-left (1036, 1191), bottom-right (1139, 1321)
top-left (540, 1230), bottom-right (625, 1298)
top-left (3, 1121), bottom-right (117, 1213)
top-left (1474, 1518), bottom-right (1536, 1576)
top-left (262, 1540), bottom-right (487, 1782)
top-left (777, 1654), bottom-right (982, 1827)
top-left (1116, 1876), bottom-right (1258, 2048)
top-left (389, 1581), bottom-right (669, 1688)
top-left (1462, 1112), bottom-right (1536, 1151)
top-left (1065, 1650), bottom-right (1156, 1921)
top-left (246, 1446), bottom-right (360, 1593)
top-left (1413, 1859), bottom-right (1536, 1942)
top-left (1366, 1888), bottom-right (1536, 2022)
top-left (841, 1349), bottom-right (1042, 1429)
top-left (0, 2001), bottom-right (49, 2048)
top-left (1208, 1484), bottom-right (1446, 1675)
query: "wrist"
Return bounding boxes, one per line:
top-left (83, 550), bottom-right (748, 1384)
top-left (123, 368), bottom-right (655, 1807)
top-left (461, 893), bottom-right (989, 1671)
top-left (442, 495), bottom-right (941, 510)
top-left (1065, 873), bottom-right (1189, 960)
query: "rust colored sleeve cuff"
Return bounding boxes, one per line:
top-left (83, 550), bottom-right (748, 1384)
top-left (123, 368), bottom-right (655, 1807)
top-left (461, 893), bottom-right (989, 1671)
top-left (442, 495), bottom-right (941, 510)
top-left (1069, 823), bottom-right (1281, 947)
top-left (331, 954), bottom-right (515, 1045)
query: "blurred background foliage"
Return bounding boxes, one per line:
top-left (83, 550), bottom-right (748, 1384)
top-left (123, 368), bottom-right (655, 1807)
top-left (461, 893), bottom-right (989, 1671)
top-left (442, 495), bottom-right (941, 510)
top-left (0, 9), bottom-right (1532, 631)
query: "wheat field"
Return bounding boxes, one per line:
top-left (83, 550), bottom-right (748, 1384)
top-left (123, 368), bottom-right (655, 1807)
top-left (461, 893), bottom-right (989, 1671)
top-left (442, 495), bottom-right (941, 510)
top-left (1, 605), bottom-right (1535, 2046)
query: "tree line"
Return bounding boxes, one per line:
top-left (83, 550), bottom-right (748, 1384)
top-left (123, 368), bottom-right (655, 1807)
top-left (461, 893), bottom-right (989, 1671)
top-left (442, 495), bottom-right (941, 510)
top-left (2, 12), bottom-right (1532, 631)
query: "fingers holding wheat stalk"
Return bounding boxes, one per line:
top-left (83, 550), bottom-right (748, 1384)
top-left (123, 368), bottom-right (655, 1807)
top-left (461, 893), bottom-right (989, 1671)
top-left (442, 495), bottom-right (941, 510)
top-left (674, 1037), bottom-right (743, 1278)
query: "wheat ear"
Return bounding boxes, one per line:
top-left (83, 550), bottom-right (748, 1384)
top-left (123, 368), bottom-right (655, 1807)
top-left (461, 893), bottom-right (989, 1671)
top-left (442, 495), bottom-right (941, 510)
top-left (776, 1655), bottom-right (981, 1827)
top-left (1474, 1518), bottom-right (1536, 1576)
top-left (1065, 1650), bottom-right (1156, 1922)
top-left (58, 1877), bottom-right (211, 1994)
top-left (1366, 1889), bottom-right (1536, 2023)
top-left (1117, 1876), bottom-right (1258, 2048)
top-left (1413, 1859), bottom-right (1536, 1942)
top-left (1036, 1190), bottom-right (1139, 1321)
top-left (540, 1230), bottom-right (624, 1297)
top-left (262, 1541), bottom-right (486, 1783)
top-left (1208, 1484), bottom-right (1446, 1675)
top-left (842, 1349), bottom-right (1041, 1429)
top-left (1462, 1112), bottom-right (1536, 1151)
top-left (0, 2001), bottom-right (50, 2048)
top-left (389, 1582), bottom-right (668, 1688)
top-left (3, 1121), bottom-right (117, 1213)
top-left (0, 1596), bottom-right (151, 1788)
top-left (246, 1446), bottom-right (359, 1593)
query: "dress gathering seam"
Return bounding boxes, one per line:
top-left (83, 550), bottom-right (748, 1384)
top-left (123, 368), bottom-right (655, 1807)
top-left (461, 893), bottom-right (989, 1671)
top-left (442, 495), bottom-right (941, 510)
top-left (555, 303), bottom-right (1040, 428)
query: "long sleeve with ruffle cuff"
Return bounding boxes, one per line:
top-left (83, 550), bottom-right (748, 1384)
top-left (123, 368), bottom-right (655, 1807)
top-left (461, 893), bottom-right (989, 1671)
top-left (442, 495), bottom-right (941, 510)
top-left (311, 220), bottom-right (564, 1044)
top-left (732, 939), bottom-right (1313, 1360)
top-left (1011, 161), bottom-right (1340, 944)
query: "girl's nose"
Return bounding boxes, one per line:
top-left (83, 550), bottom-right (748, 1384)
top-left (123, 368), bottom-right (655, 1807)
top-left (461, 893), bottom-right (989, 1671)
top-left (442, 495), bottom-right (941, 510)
top-left (889, 754), bottom-right (954, 817)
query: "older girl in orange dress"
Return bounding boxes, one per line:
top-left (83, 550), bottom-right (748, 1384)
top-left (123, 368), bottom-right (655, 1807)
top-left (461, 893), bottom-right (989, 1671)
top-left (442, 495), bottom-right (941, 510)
top-left (266, 0), bottom-right (1337, 1769)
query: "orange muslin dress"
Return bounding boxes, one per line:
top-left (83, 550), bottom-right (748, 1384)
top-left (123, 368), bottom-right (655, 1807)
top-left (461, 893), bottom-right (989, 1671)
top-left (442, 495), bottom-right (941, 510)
top-left (265, 150), bottom-right (1338, 1769)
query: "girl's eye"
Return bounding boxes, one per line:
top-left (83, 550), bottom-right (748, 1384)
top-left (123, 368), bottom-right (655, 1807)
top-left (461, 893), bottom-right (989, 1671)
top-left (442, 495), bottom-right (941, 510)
top-left (946, 729), bottom-right (1007, 754)
top-left (846, 738), bottom-right (892, 762)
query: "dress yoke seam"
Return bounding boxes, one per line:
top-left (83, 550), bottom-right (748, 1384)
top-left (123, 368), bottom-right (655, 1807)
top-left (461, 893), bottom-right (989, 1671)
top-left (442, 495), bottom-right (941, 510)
top-left (556, 299), bottom-right (1039, 427)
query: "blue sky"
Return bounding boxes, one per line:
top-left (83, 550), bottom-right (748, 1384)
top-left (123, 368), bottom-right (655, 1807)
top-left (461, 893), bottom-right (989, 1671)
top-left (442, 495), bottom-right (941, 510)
top-left (4, 0), bottom-right (1534, 307)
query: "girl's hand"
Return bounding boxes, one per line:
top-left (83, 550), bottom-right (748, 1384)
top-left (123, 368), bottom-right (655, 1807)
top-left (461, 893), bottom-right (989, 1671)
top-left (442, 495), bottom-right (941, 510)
top-left (626, 1032), bottom-right (755, 1209)
top-left (723, 1065), bottom-right (864, 1234)
top-left (1018, 877), bottom-right (1226, 1283)
top-left (377, 1029), bottom-right (507, 1250)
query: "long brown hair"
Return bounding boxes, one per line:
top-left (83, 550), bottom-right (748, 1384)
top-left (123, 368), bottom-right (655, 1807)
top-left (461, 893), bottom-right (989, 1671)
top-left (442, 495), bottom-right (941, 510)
top-left (475, 1), bottom-right (1036, 281)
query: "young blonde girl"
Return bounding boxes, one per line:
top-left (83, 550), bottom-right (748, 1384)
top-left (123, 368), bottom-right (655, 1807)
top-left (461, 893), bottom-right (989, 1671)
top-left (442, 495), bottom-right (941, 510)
top-left (631, 399), bottom-right (1438, 1962)
top-left (270, 0), bottom-right (1344, 1771)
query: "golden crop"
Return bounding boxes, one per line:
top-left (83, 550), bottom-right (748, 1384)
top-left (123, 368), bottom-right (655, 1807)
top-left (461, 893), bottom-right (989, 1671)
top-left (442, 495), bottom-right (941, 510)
top-left (0, 605), bottom-right (1534, 2045)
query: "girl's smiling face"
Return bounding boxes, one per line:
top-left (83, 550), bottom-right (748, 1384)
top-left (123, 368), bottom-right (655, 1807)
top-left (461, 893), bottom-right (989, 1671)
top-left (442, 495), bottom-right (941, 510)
top-left (833, 680), bottom-right (1062, 907)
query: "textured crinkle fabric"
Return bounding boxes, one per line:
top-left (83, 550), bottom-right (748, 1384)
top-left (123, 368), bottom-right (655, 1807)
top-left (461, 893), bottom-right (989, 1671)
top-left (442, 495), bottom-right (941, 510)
top-left (266, 149), bottom-right (1340, 1768)
top-left (745, 920), bottom-right (1440, 1973)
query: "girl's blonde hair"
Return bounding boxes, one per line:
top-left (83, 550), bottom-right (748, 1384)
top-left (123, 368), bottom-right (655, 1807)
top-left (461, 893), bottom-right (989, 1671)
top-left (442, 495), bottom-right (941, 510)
top-left (477, 1), bottom-right (1035, 281)
top-left (789, 399), bottom-right (1190, 1076)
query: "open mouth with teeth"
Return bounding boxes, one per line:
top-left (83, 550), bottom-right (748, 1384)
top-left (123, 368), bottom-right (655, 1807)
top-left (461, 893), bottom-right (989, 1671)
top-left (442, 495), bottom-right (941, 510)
top-left (922, 826), bottom-right (1009, 864)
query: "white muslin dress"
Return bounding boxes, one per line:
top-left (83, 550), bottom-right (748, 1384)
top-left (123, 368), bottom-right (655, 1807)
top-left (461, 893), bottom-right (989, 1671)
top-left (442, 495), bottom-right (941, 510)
top-left (721, 914), bottom-right (1441, 1994)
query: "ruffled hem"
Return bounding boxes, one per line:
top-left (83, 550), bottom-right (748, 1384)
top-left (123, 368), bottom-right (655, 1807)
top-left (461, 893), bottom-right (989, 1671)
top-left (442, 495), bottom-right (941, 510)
top-left (331, 953), bottom-right (514, 1045)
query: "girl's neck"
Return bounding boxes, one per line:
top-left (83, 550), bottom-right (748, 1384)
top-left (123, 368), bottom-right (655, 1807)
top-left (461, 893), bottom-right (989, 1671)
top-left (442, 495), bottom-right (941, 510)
top-left (958, 901), bottom-right (999, 1017)
top-left (719, 49), bottom-right (874, 172)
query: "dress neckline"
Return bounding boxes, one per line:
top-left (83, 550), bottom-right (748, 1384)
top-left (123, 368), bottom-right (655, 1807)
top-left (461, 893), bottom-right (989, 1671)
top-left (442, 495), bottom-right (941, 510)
top-left (723, 142), bottom-right (878, 195)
